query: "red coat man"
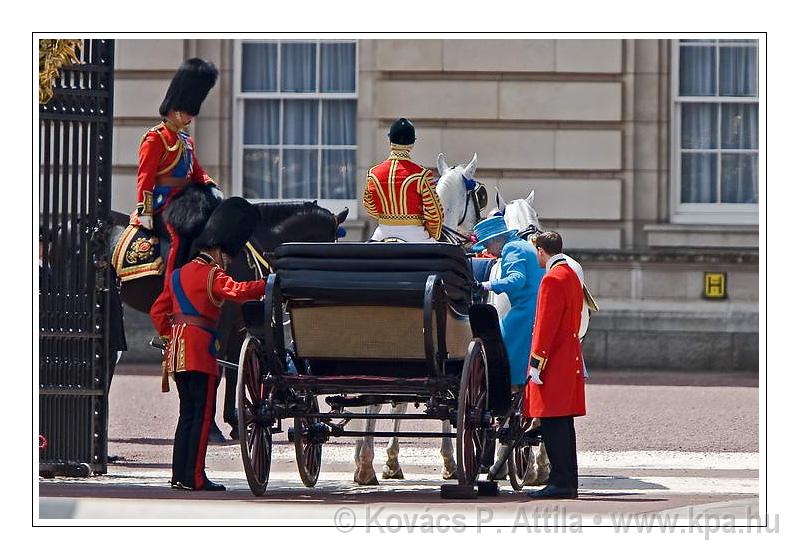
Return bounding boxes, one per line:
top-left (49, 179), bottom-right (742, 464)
top-left (524, 260), bottom-right (586, 419)
top-left (524, 231), bottom-right (586, 500)
top-left (149, 197), bottom-right (265, 492)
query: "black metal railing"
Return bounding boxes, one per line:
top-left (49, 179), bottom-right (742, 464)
top-left (39, 39), bottom-right (114, 476)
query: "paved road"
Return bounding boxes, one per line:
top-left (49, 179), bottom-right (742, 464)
top-left (38, 365), bottom-right (759, 523)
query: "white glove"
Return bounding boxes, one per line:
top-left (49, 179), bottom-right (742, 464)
top-left (138, 214), bottom-right (153, 231)
top-left (481, 281), bottom-right (492, 292)
top-left (528, 367), bottom-right (543, 385)
top-left (209, 185), bottom-right (224, 200)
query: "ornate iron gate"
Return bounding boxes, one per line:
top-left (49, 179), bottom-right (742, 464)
top-left (39, 39), bottom-right (114, 476)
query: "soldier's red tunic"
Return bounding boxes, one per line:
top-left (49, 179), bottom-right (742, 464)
top-left (524, 259), bottom-right (586, 418)
top-left (150, 253), bottom-right (265, 376)
top-left (363, 146), bottom-right (444, 240)
top-left (135, 120), bottom-right (213, 220)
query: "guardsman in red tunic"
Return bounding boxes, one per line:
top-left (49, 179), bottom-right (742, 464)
top-left (363, 118), bottom-right (444, 242)
top-left (133, 58), bottom-right (219, 278)
top-left (524, 231), bottom-right (586, 499)
top-left (150, 197), bottom-right (265, 491)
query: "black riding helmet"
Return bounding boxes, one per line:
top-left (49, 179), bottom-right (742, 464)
top-left (388, 117), bottom-right (415, 145)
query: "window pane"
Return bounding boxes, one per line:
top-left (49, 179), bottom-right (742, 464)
top-left (281, 42), bottom-right (316, 92)
top-left (721, 103), bottom-right (758, 149)
top-left (243, 100), bottom-right (279, 145)
top-left (241, 42), bottom-right (277, 92)
top-left (282, 149), bottom-right (318, 198)
top-left (721, 154), bottom-right (758, 203)
top-left (681, 103), bottom-right (718, 149)
top-left (243, 149), bottom-right (280, 198)
top-left (283, 100), bottom-right (318, 145)
top-left (320, 43), bottom-right (356, 92)
top-left (321, 150), bottom-right (356, 199)
top-left (720, 46), bottom-right (758, 96)
top-left (322, 100), bottom-right (357, 145)
top-left (679, 46), bottom-right (716, 96)
top-left (681, 153), bottom-right (718, 203)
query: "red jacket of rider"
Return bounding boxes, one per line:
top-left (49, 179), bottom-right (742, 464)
top-left (136, 120), bottom-right (213, 219)
top-left (362, 146), bottom-right (444, 240)
top-left (150, 253), bottom-right (265, 376)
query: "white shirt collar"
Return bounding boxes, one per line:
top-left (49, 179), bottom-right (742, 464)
top-left (546, 253), bottom-right (567, 271)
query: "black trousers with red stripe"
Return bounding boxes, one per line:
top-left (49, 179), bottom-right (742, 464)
top-left (173, 371), bottom-right (218, 489)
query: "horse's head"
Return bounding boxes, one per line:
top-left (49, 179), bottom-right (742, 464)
top-left (435, 152), bottom-right (487, 239)
top-left (252, 200), bottom-right (348, 252)
top-left (493, 188), bottom-right (542, 239)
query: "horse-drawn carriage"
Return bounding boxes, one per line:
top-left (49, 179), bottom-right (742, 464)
top-left (235, 241), bottom-right (540, 498)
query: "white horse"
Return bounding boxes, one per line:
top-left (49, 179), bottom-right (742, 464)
top-left (353, 152), bottom-right (485, 485)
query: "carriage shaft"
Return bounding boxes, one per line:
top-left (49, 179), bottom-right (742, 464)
top-left (304, 412), bottom-right (449, 421)
top-left (329, 431), bottom-right (456, 439)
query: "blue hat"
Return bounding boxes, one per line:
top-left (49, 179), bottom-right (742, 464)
top-left (471, 216), bottom-right (518, 252)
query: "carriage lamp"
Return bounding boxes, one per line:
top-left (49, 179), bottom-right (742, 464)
top-left (703, 272), bottom-right (727, 299)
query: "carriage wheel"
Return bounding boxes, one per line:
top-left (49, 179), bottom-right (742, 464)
top-left (456, 339), bottom-right (489, 486)
top-left (507, 439), bottom-right (534, 492)
top-left (294, 395), bottom-right (323, 487)
top-left (237, 335), bottom-right (273, 496)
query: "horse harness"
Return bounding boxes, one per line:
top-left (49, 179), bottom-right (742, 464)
top-left (436, 171), bottom-right (488, 247)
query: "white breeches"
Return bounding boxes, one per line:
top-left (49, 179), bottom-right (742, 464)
top-left (371, 224), bottom-right (436, 243)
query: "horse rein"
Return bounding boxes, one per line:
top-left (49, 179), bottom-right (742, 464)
top-left (244, 240), bottom-right (273, 279)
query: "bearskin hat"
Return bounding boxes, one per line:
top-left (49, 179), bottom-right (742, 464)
top-left (193, 197), bottom-right (260, 257)
top-left (388, 117), bottom-right (415, 145)
top-left (164, 183), bottom-right (222, 239)
top-left (159, 58), bottom-right (219, 117)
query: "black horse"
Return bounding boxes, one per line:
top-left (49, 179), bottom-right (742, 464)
top-left (111, 192), bottom-right (348, 438)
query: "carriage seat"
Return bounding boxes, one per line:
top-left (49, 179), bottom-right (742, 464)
top-left (272, 242), bottom-right (479, 365)
top-left (275, 242), bottom-right (476, 311)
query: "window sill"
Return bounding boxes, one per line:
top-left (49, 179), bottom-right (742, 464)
top-left (645, 224), bottom-right (759, 249)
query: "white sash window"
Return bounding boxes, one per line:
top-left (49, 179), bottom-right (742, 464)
top-left (234, 40), bottom-right (358, 203)
top-left (671, 39), bottom-right (759, 224)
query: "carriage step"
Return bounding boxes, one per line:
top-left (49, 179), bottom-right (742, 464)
top-left (477, 481), bottom-right (499, 497)
top-left (440, 484), bottom-right (478, 500)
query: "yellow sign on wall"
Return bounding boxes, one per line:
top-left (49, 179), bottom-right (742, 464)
top-left (704, 272), bottom-right (727, 299)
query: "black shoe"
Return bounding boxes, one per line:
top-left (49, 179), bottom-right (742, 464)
top-left (197, 479), bottom-right (226, 491)
top-left (208, 424), bottom-right (226, 444)
top-left (526, 484), bottom-right (578, 499)
top-left (170, 480), bottom-right (192, 490)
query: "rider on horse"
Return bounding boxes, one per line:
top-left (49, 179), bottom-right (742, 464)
top-left (363, 118), bottom-right (444, 242)
top-left (130, 58), bottom-right (219, 280)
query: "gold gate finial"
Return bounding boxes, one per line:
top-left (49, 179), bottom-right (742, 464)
top-left (39, 39), bottom-right (83, 105)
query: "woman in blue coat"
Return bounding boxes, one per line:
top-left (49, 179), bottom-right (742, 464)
top-left (474, 216), bottom-right (545, 388)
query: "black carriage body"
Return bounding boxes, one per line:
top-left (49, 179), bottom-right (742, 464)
top-left (237, 242), bottom-right (516, 493)
top-left (38, 39), bottom-right (115, 476)
top-left (269, 244), bottom-right (475, 400)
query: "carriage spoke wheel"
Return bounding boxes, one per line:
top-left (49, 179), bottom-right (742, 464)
top-left (237, 335), bottom-right (273, 496)
top-left (294, 395), bottom-right (323, 487)
top-left (456, 339), bottom-right (489, 486)
top-left (507, 433), bottom-right (534, 492)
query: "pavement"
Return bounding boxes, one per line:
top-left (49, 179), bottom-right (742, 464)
top-left (38, 365), bottom-right (760, 525)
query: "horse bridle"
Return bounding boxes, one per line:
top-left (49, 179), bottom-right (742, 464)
top-left (438, 173), bottom-right (488, 246)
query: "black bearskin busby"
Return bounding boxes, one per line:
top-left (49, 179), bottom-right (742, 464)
top-left (193, 197), bottom-right (260, 257)
top-left (159, 58), bottom-right (219, 117)
top-left (163, 183), bottom-right (222, 240)
top-left (388, 117), bottom-right (415, 145)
